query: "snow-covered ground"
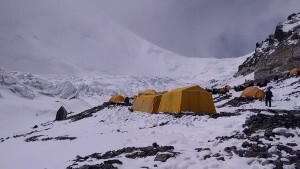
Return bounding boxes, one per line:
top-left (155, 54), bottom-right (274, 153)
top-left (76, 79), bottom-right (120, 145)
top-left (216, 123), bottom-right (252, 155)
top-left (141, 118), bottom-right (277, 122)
top-left (0, 52), bottom-right (247, 136)
top-left (1, 62), bottom-right (299, 169)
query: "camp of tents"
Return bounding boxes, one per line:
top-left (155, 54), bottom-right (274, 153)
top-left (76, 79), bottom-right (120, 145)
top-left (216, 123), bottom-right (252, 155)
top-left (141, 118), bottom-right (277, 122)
top-left (107, 79), bottom-right (288, 115)
top-left (108, 85), bottom-right (217, 114)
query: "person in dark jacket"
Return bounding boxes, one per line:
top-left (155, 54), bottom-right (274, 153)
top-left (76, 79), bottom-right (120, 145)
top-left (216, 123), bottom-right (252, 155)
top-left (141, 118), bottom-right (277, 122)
top-left (124, 97), bottom-right (130, 106)
top-left (265, 87), bottom-right (273, 107)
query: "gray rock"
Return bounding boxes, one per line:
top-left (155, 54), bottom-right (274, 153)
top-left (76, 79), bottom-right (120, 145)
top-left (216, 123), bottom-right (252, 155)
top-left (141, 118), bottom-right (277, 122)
top-left (262, 160), bottom-right (273, 166)
top-left (286, 143), bottom-right (297, 147)
top-left (154, 153), bottom-right (173, 162)
top-left (104, 159), bottom-right (123, 165)
top-left (212, 153), bottom-right (221, 157)
top-left (203, 155), bottom-right (211, 160)
top-left (242, 141), bottom-right (251, 148)
top-left (273, 160), bottom-right (283, 169)
top-left (55, 106), bottom-right (68, 121)
top-left (216, 157), bottom-right (225, 161)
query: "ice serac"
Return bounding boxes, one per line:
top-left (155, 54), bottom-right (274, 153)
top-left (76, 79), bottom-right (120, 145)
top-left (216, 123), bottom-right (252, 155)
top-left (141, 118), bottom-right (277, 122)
top-left (235, 12), bottom-right (300, 80)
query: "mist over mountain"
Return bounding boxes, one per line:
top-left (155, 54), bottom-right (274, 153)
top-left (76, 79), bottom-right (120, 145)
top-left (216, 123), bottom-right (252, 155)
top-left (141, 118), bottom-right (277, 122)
top-left (0, 1), bottom-right (190, 76)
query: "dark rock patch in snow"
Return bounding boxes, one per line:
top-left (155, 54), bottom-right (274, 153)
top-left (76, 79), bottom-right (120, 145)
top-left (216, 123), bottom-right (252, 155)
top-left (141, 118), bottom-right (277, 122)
top-left (103, 159), bottom-right (123, 165)
top-left (24, 135), bottom-right (76, 142)
top-left (41, 136), bottom-right (77, 141)
top-left (243, 113), bottom-right (300, 135)
top-left (67, 102), bottom-right (128, 122)
top-left (210, 112), bottom-right (241, 118)
top-left (13, 130), bottom-right (40, 138)
top-left (154, 153), bottom-right (176, 162)
top-left (69, 143), bottom-right (178, 168)
top-left (217, 97), bottom-right (256, 108)
top-left (10, 127), bottom-right (52, 140)
top-left (0, 138), bottom-right (5, 143)
top-left (25, 135), bottom-right (44, 142)
top-left (286, 90), bottom-right (300, 97)
top-left (67, 162), bottom-right (118, 169)
top-left (213, 112), bottom-right (300, 168)
top-left (41, 121), bottom-right (54, 127)
top-left (236, 108), bottom-right (300, 115)
top-left (164, 111), bottom-right (240, 119)
top-left (115, 129), bottom-right (128, 133)
top-left (213, 94), bottom-right (232, 103)
top-left (216, 134), bottom-right (300, 167)
top-left (195, 148), bottom-right (210, 152)
top-left (148, 121), bottom-right (169, 129)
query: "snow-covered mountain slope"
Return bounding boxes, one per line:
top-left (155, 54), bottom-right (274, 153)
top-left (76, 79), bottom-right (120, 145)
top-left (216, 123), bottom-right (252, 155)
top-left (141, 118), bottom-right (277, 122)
top-left (0, 1), bottom-right (245, 78)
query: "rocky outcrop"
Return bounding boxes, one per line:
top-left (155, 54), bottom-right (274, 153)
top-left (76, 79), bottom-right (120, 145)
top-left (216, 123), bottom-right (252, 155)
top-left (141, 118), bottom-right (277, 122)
top-left (235, 12), bottom-right (300, 79)
top-left (254, 44), bottom-right (300, 79)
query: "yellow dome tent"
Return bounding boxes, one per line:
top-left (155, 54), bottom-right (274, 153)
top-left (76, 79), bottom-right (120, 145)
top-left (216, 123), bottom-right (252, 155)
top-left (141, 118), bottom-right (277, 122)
top-left (241, 87), bottom-right (265, 100)
top-left (158, 85), bottom-right (216, 114)
top-left (290, 68), bottom-right (300, 76)
top-left (132, 94), bottom-right (162, 114)
top-left (109, 94), bottom-right (125, 103)
top-left (138, 89), bottom-right (157, 96)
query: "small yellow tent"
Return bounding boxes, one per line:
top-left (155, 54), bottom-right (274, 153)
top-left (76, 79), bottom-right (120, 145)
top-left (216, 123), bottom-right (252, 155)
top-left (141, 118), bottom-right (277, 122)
top-left (109, 94), bottom-right (125, 103)
top-left (290, 68), bottom-right (300, 76)
top-left (158, 85), bottom-right (216, 114)
top-left (138, 89), bottom-right (157, 96)
top-left (241, 87), bottom-right (265, 100)
top-left (132, 94), bottom-right (162, 114)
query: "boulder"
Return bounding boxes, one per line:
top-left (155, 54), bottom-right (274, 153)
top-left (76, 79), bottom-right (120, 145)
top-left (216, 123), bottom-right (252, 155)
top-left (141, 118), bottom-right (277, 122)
top-left (154, 153), bottom-right (174, 162)
top-left (55, 106), bottom-right (68, 121)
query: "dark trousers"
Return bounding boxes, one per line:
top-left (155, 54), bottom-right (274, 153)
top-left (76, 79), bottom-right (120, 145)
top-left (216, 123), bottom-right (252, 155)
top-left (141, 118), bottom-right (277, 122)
top-left (265, 99), bottom-right (271, 107)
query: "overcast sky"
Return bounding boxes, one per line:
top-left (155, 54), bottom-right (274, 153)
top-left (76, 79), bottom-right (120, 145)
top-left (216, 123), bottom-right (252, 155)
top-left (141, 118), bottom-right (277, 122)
top-left (1, 0), bottom-right (300, 59)
top-left (96, 0), bottom-right (300, 58)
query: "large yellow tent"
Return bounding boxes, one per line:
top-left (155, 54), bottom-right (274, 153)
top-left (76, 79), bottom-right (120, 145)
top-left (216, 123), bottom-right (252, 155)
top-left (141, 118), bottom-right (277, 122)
top-left (138, 89), bottom-right (157, 96)
top-left (290, 68), bottom-right (300, 76)
top-left (109, 94), bottom-right (125, 103)
top-left (241, 87), bottom-right (265, 100)
top-left (132, 94), bottom-right (162, 114)
top-left (158, 85), bottom-right (217, 114)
